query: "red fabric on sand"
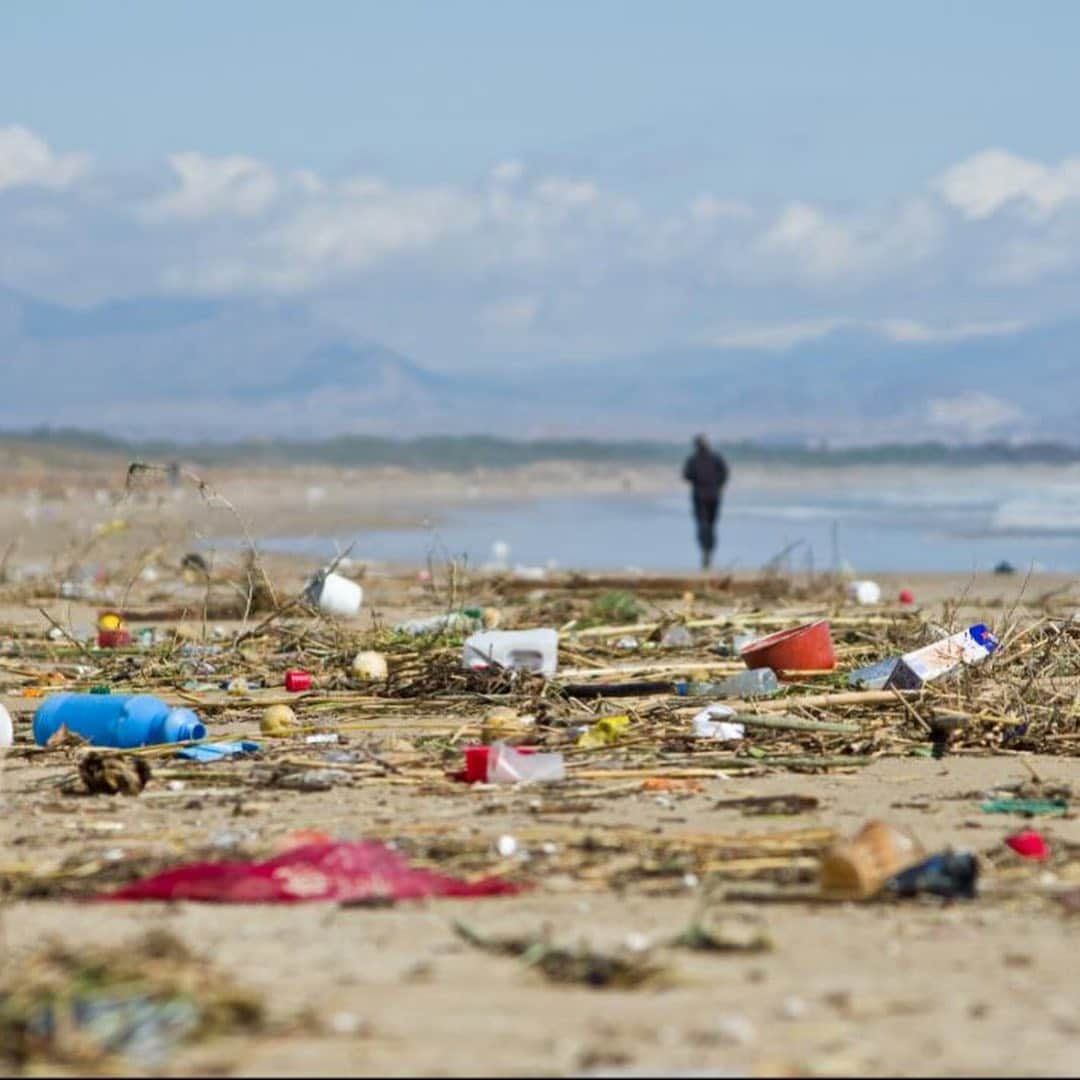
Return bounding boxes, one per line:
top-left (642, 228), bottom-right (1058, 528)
top-left (100, 841), bottom-right (523, 903)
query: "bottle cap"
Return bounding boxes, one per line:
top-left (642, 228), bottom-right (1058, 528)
top-left (163, 708), bottom-right (207, 743)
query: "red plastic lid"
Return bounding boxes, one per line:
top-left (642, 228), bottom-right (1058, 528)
top-left (1005, 829), bottom-right (1049, 860)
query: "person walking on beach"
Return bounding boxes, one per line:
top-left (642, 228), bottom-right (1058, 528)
top-left (682, 435), bottom-right (729, 570)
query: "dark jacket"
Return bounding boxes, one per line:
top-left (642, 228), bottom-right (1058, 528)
top-left (683, 447), bottom-right (729, 499)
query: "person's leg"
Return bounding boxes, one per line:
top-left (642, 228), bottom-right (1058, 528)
top-left (695, 496), bottom-right (717, 568)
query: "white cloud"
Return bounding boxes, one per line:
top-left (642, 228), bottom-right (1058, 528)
top-left (0, 125), bottom-right (88, 192)
top-left (879, 318), bottom-right (1024, 343)
top-left (700, 316), bottom-right (1025, 352)
top-left (701, 318), bottom-right (853, 350)
top-left (141, 152), bottom-right (280, 221)
top-left (758, 199), bottom-right (941, 284)
top-left (937, 149), bottom-right (1080, 220)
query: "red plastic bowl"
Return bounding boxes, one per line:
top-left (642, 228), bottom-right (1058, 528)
top-left (740, 618), bottom-right (837, 675)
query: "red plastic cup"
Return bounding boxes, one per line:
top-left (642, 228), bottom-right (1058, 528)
top-left (285, 670), bottom-right (312, 692)
top-left (97, 628), bottom-right (132, 648)
top-left (740, 618), bottom-right (836, 676)
top-left (1006, 829), bottom-right (1049, 861)
top-left (461, 744), bottom-right (536, 783)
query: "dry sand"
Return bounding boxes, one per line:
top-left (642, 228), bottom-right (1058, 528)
top-left (1, 458), bottom-right (1079, 1078)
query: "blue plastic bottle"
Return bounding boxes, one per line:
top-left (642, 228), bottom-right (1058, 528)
top-left (33, 693), bottom-right (206, 748)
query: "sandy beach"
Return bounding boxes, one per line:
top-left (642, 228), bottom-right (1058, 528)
top-left (1, 456), bottom-right (1079, 1077)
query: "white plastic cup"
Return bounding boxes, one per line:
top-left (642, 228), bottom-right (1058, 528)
top-left (311, 572), bottom-right (363, 617)
top-left (488, 742), bottom-right (565, 783)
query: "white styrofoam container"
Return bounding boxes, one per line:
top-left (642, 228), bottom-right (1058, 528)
top-left (463, 629), bottom-right (558, 677)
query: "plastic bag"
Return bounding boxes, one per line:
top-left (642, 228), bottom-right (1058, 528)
top-left (100, 841), bottom-right (523, 904)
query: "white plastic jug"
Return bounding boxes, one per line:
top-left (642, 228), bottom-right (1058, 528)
top-left (306, 571), bottom-right (363, 617)
top-left (463, 629), bottom-right (558, 677)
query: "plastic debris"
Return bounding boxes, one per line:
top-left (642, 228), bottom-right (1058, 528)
top-left (463, 629), bottom-right (558, 677)
top-left (691, 704), bottom-right (745, 741)
top-left (1005, 829), bottom-right (1050, 860)
top-left (886, 623), bottom-right (999, 690)
top-left (0, 703), bottom-right (12, 749)
top-left (884, 851), bottom-right (978, 899)
top-left (488, 741), bottom-right (565, 783)
top-left (34, 693), bottom-right (206, 749)
top-left (351, 650), bottom-right (388, 680)
top-left (847, 657), bottom-right (899, 690)
top-left (677, 668), bottom-right (780, 698)
top-left (820, 821), bottom-right (925, 900)
top-left (395, 609), bottom-right (484, 636)
top-left (577, 714), bottom-right (631, 749)
top-left (848, 580), bottom-right (882, 605)
top-left (980, 798), bottom-right (1068, 817)
top-left (260, 704), bottom-right (298, 737)
top-left (304, 569), bottom-right (363, 617)
top-left (176, 741), bottom-right (260, 763)
top-left (284, 669), bottom-right (312, 692)
top-left (101, 841), bottom-right (524, 903)
top-left (741, 619), bottom-right (836, 674)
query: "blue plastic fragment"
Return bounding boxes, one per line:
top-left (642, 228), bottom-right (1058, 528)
top-left (176, 741), bottom-right (260, 762)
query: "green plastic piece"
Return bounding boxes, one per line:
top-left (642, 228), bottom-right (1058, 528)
top-left (980, 798), bottom-right (1068, 816)
top-left (89, 685), bottom-right (111, 695)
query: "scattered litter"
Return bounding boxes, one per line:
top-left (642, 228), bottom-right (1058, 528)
top-left (34, 693), bottom-right (206, 749)
top-left (690, 705), bottom-right (745, 742)
top-left (488, 741), bottom-right (565, 784)
top-left (884, 851), bottom-right (978, 900)
top-left (577, 714), bottom-right (631, 749)
top-left (304, 568), bottom-right (363, 617)
top-left (886, 624), bottom-right (999, 690)
top-left (351, 650), bottom-right (388, 679)
top-left (102, 841), bottom-right (523, 903)
top-left (463, 628), bottom-right (558, 676)
top-left (847, 580), bottom-right (882, 605)
top-left (176, 741), bottom-right (260, 763)
top-left (981, 798), bottom-right (1068, 817)
top-left (820, 821), bottom-right (925, 900)
top-left (677, 668), bottom-right (779, 698)
top-left (1005, 829), bottom-right (1050, 860)
top-left (740, 619), bottom-right (836, 675)
top-left (284, 669), bottom-right (313, 692)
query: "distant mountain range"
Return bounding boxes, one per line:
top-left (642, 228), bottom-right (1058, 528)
top-left (1, 284), bottom-right (1074, 443)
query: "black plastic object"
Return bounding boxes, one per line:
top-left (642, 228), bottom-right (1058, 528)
top-left (884, 851), bottom-right (978, 899)
top-left (561, 680), bottom-right (674, 699)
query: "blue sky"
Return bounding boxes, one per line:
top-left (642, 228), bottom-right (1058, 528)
top-left (6, 0), bottom-right (1078, 200)
top-left (3, 1), bottom-right (1080, 371)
